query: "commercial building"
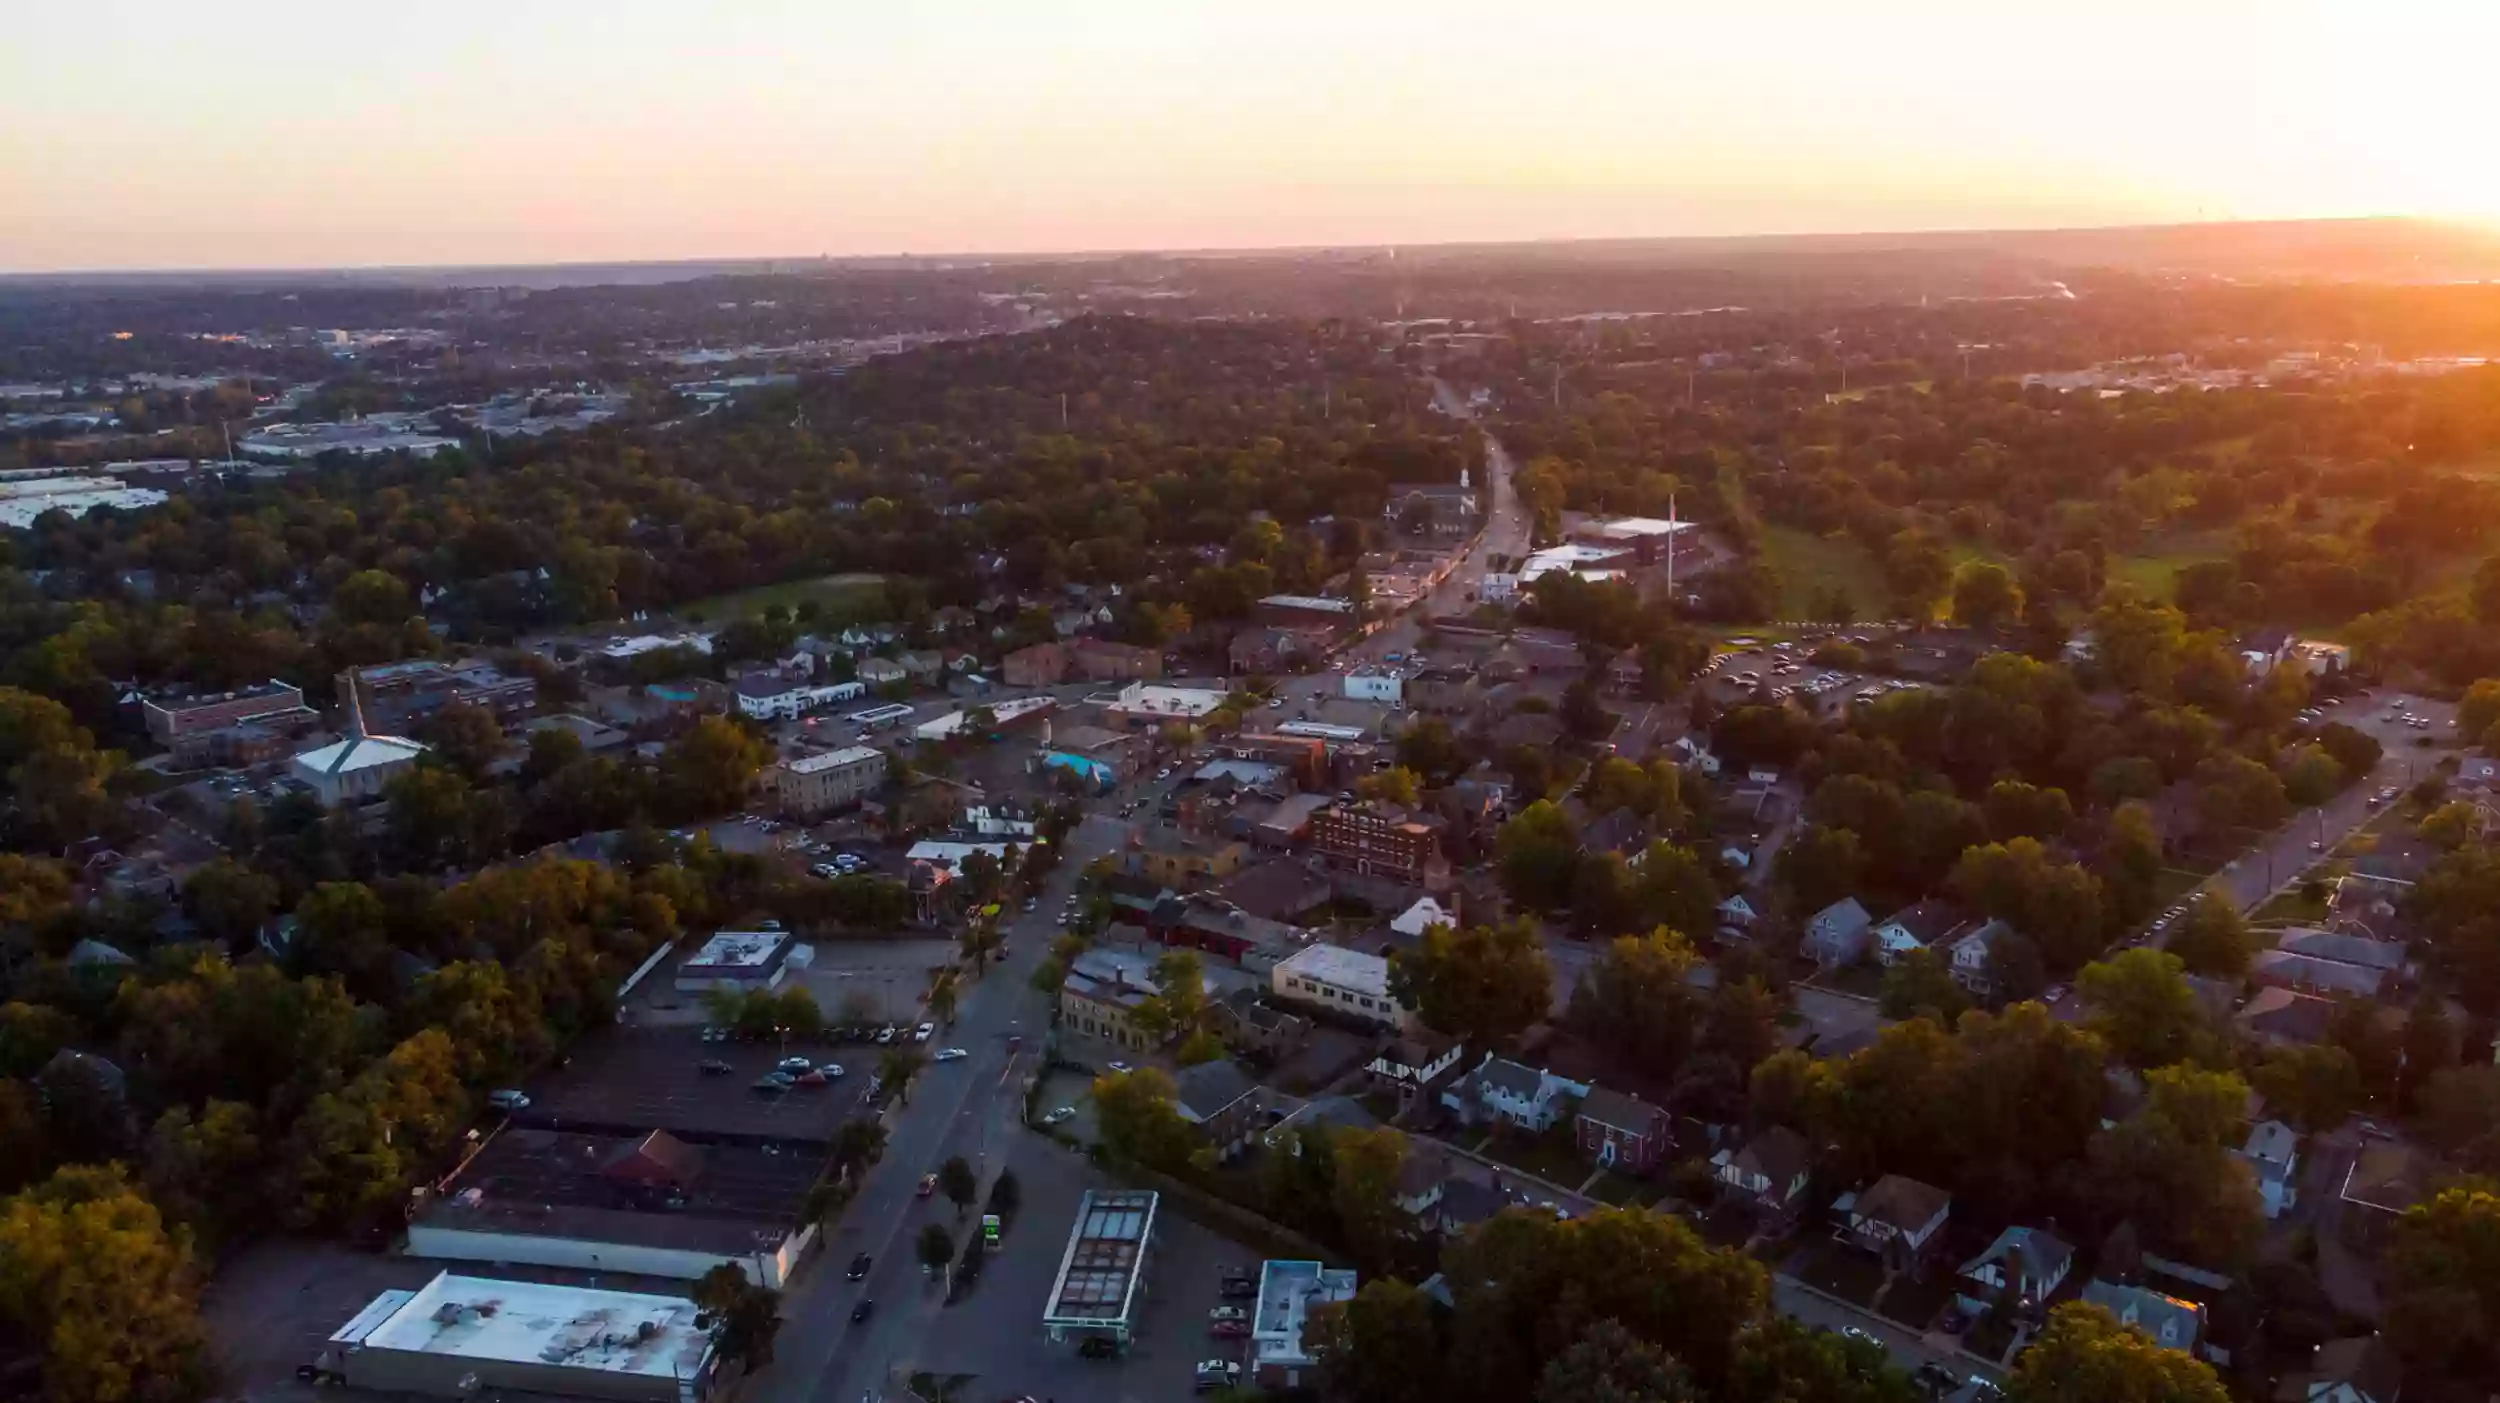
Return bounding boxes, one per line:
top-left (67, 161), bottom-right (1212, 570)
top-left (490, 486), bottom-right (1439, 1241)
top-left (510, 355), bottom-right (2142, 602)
top-left (672, 926), bottom-right (798, 996)
top-left (1308, 801), bottom-right (1445, 886)
top-left (1100, 682), bottom-right (1230, 729)
top-left (912, 694), bottom-right (1054, 742)
top-left (773, 746), bottom-right (886, 815)
top-left (1567, 514), bottom-right (1693, 563)
top-left (1070, 637), bottom-right (1164, 682)
top-left (406, 1127), bottom-right (818, 1288)
top-left (1043, 1190), bottom-right (1160, 1348)
top-left (1118, 825), bottom-right (1247, 890)
top-left (1257, 594), bottom-right (1357, 626)
top-left (349, 658), bottom-right (538, 731)
top-left (291, 688), bottom-right (427, 806)
top-left (1271, 943), bottom-right (1411, 1030)
top-left (142, 680), bottom-right (309, 746)
top-left (1035, 722), bottom-right (1144, 789)
top-left (1343, 667), bottom-right (1404, 703)
top-left (318, 1271), bottom-right (717, 1402)
top-left (1252, 1260), bottom-right (1360, 1388)
top-left (0, 474), bottom-right (169, 527)
top-left (1060, 941), bottom-right (1206, 1051)
top-left (735, 670), bottom-right (865, 721)
top-left (1002, 641), bottom-right (1068, 688)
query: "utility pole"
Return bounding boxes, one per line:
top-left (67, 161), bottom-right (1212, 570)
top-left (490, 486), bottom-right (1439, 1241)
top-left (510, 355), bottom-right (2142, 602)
top-left (1552, 365), bottom-right (1561, 410)
top-left (1059, 392), bottom-right (1067, 431)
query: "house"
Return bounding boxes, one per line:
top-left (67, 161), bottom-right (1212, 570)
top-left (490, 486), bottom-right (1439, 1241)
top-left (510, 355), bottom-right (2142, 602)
top-left (895, 650), bottom-right (945, 684)
top-left (2242, 1119), bottom-right (2301, 1220)
top-left (2278, 1336), bottom-right (2401, 1403)
top-left (1070, 638), bottom-right (1163, 682)
top-left (1804, 898), bottom-right (1874, 968)
top-left (1207, 988), bottom-right (1310, 1060)
top-left (1367, 1030), bottom-right (1465, 1105)
top-left (1717, 894), bottom-right (1758, 932)
top-left (1873, 899), bottom-right (1964, 966)
top-left (1391, 895), bottom-right (1455, 937)
top-left (858, 657), bottom-right (908, 687)
top-left (1214, 860), bottom-right (1334, 924)
top-left (1672, 734), bottom-right (1721, 776)
top-left (1171, 1058), bottom-right (1267, 1161)
top-left (1713, 1126), bottom-right (1814, 1221)
top-left (1230, 626), bottom-right (1331, 676)
top-left (1956, 1227), bottom-right (2074, 1316)
top-left (1580, 806), bottom-right (1647, 859)
top-left (1946, 918), bottom-right (2014, 995)
top-left (2339, 1142), bottom-right (2435, 1243)
top-left (1002, 642), bottom-right (1068, 688)
top-left (1394, 1141), bottom-right (1454, 1221)
top-left (1835, 1175), bottom-right (1951, 1269)
top-left (2079, 1280), bottom-right (2205, 1354)
top-left (2238, 987), bottom-right (2340, 1048)
top-left (2251, 949), bottom-right (2388, 999)
top-left (1440, 1053), bottom-right (1588, 1133)
top-left (1575, 1086), bottom-right (1670, 1174)
top-left (2273, 927), bottom-right (2410, 973)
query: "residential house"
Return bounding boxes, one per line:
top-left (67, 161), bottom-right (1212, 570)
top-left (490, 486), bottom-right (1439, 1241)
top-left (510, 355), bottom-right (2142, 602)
top-left (1946, 919), bottom-right (2014, 996)
top-left (1835, 1175), bottom-right (1952, 1270)
top-left (2238, 987), bottom-right (2340, 1049)
top-left (1208, 987), bottom-right (1310, 1060)
top-left (1394, 1141), bottom-right (1454, 1223)
top-left (2279, 1336), bottom-right (2401, 1403)
top-left (1575, 1086), bottom-right (1670, 1174)
top-left (2079, 1280), bottom-right (2205, 1354)
top-left (1367, 1030), bottom-right (1465, 1106)
top-left (895, 650), bottom-right (944, 685)
top-left (1580, 806), bottom-right (1648, 859)
top-left (1440, 1053), bottom-right (1589, 1134)
top-left (1716, 894), bottom-right (1758, 935)
top-left (1171, 1058), bottom-right (1267, 1161)
top-left (1672, 734), bottom-right (1721, 776)
top-left (2251, 949), bottom-right (2389, 999)
top-left (2273, 927), bottom-right (2410, 974)
top-left (1873, 899), bottom-right (1964, 966)
top-left (1214, 860), bottom-right (1334, 924)
top-left (857, 657), bottom-right (908, 687)
top-left (2242, 1119), bottom-right (2301, 1220)
top-left (1713, 1126), bottom-right (1814, 1222)
top-left (1002, 642), bottom-right (1067, 688)
top-left (1230, 627), bottom-right (1330, 676)
top-left (1804, 898), bottom-right (1875, 968)
top-left (1956, 1227), bottom-right (2074, 1316)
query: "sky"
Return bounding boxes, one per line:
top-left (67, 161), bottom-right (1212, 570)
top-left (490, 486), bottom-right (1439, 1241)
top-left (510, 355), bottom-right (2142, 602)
top-left (4, 0), bottom-right (2496, 273)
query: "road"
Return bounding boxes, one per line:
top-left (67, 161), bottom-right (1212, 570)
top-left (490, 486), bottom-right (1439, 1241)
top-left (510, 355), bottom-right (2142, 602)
top-left (1335, 380), bottom-right (1531, 668)
top-left (757, 815), bottom-right (1128, 1403)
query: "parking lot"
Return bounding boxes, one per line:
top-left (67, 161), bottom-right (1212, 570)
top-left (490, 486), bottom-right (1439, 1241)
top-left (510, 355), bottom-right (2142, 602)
top-left (513, 1025), bottom-right (871, 1145)
top-left (1703, 637), bottom-right (1926, 709)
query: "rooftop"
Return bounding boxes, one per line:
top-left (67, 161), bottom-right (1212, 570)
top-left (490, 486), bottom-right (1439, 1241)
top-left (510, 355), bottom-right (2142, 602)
top-left (1044, 1190), bottom-right (1159, 1327)
top-left (1274, 943), bottom-right (1393, 1000)
top-left (1171, 1059), bottom-right (1261, 1122)
top-left (293, 732), bottom-right (427, 775)
top-left (414, 1127), bottom-right (814, 1257)
top-left (1259, 594), bottom-right (1355, 614)
top-left (682, 927), bottom-right (794, 972)
top-left (1253, 1259), bottom-right (1359, 1368)
top-left (337, 1271), bottom-right (713, 1382)
top-left (507, 1030), bottom-right (862, 1145)
top-left (785, 746), bottom-right (883, 775)
top-left (1105, 683), bottom-right (1230, 719)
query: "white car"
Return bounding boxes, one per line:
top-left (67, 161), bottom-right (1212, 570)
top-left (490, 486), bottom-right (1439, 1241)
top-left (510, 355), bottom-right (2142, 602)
top-left (914, 1022), bottom-right (935, 1042)
top-left (932, 1048), bottom-right (969, 1062)
top-left (487, 1088), bottom-right (531, 1112)
top-left (1041, 1106), bottom-right (1078, 1125)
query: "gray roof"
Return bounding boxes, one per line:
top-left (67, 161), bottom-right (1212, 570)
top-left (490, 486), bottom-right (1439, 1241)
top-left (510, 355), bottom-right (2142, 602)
top-left (2079, 1280), bottom-right (2203, 1349)
top-left (1879, 899), bottom-right (1965, 943)
top-left (2252, 949), bottom-right (2388, 997)
top-left (1959, 1225), bottom-right (2073, 1286)
top-left (1852, 1173), bottom-right (1950, 1232)
top-left (1809, 897), bottom-right (1872, 939)
top-left (1475, 1057), bottom-right (1546, 1099)
top-left (1171, 1059), bottom-right (1260, 1122)
top-left (2273, 927), bottom-right (2408, 971)
top-left (1577, 1085), bottom-right (1667, 1137)
top-left (1733, 1125), bottom-right (1814, 1187)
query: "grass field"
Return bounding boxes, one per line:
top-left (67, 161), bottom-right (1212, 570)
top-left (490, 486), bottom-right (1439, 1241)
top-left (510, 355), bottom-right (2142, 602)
top-left (1761, 525), bottom-right (1891, 622)
top-left (682, 572), bottom-right (889, 624)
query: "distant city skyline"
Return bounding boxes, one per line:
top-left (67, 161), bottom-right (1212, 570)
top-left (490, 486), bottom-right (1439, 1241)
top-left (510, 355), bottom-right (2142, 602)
top-left (4, 0), bottom-right (2493, 273)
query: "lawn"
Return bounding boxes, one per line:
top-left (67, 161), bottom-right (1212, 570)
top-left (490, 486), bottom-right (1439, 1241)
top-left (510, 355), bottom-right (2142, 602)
top-left (1475, 1129), bottom-right (1593, 1190)
top-left (2250, 885), bottom-right (2332, 927)
top-left (1760, 525), bottom-right (1891, 623)
top-left (1880, 1273), bottom-right (1958, 1331)
top-left (682, 571), bottom-right (890, 624)
top-left (1586, 1170), bottom-right (1652, 1206)
top-left (2152, 866), bottom-right (2217, 909)
top-left (1784, 1237), bottom-right (1887, 1306)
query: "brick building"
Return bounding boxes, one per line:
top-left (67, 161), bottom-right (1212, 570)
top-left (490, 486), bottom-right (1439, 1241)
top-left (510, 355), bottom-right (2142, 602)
top-left (1070, 638), bottom-right (1163, 682)
top-left (349, 658), bottom-right (537, 732)
top-left (1309, 801), bottom-right (1445, 885)
top-left (772, 746), bottom-right (887, 816)
top-left (1002, 642), bottom-right (1068, 688)
top-left (142, 681), bottom-right (313, 748)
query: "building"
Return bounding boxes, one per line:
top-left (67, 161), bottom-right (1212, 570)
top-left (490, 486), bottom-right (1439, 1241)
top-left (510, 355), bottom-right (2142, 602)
top-left (1804, 898), bottom-right (1875, 968)
top-left (734, 670), bottom-right (865, 721)
top-left (2242, 1119), bottom-right (2301, 1219)
top-left (317, 1271), bottom-right (717, 1403)
top-left (291, 685), bottom-right (428, 806)
top-left (1405, 668), bottom-right (1480, 715)
top-left (672, 926), bottom-right (798, 996)
top-left (1208, 987), bottom-right (1311, 1059)
top-left (1440, 1053), bottom-right (1588, 1133)
top-left (1060, 942), bottom-right (1203, 1052)
top-left (773, 746), bottom-right (886, 816)
top-left (1118, 825), bottom-right (1247, 890)
top-left (913, 694), bottom-right (1055, 742)
top-left (2239, 987), bottom-right (2340, 1048)
top-left (1872, 899), bottom-right (1964, 966)
top-left (857, 657), bottom-right (908, 687)
top-left (1002, 642), bottom-right (1068, 688)
top-left (1043, 1190), bottom-right (1160, 1348)
top-left (2251, 949), bottom-right (2389, 999)
top-left (1071, 638), bottom-right (1164, 682)
top-left (1575, 1085), bottom-right (1670, 1174)
top-left (1251, 1259), bottom-right (1360, 1388)
top-left (1714, 1126), bottom-right (1815, 1221)
top-left (1271, 944), bottom-right (1410, 1029)
top-left (1366, 1029), bottom-right (1463, 1106)
top-left (350, 657), bottom-right (538, 732)
top-left (1171, 1059), bottom-right (1267, 1160)
top-left (1946, 919), bottom-right (2014, 995)
top-left (1343, 667), bottom-right (1404, 703)
top-left (1835, 1175), bottom-right (1952, 1270)
top-left (2288, 640), bottom-right (2352, 677)
top-left (141, 680), bottom-right (309, 747)
top-left (2280, 1337), bottom-right (2401, 1403)
top-left (1308, 801), bottom-right (1445, 886)
top-left (2079, 1280), bottom-right (2205, 1354)
top-left (1956, 1227), bottom-right (2074, 1316)
top-left (1230, 626), bottom-right (1332, 675)
top-left (405, 1127), bottom-right (818, 1288)
top-left (1257, 594), bottom-right (1357, 626)
top-left (1101, 682), bottom-right (1230, 729)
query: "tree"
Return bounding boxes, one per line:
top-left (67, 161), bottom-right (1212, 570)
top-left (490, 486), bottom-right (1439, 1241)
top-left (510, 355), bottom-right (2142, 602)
top-left (1570, 930), bottom-right (1702, 1076)
top-left (1134, 948), bottom-right (1208, 1043)
top-left (1951, 560), bottom-right (2023, 632)
top-left (916, 1221), bottom-right (957, 1274)
top-left (2167, 890), bottom-right (2255, 978)
top-left (1776, 824), bottom-right (1866, 913)
top-left (662, 716), bottom-right (772, 819)
top-left (2195, 752), bottom-right (2289, 834)
top-left (1498, 801), bottom-right (1582, 910)
top-left (0, 1163), bottom-right (214, 1403)
top-left (181, 857), bottom-right (279, 947)
top-left (2086, 1066), bottom-right (2261, 1268)
top-left (2461, 677), bottom-right (2500, 739)
top-left (692, 1261), bottom-right (782, 1371)
top-left (878, 1045), bottom-right (926, 1104)
top-left (419, 700), bottom-right (507, 780)
top-left (2384, 1183), bottom-right (2500, 1373)
top-left (2008, 1301), bottom-right (2229, 1403)
top-left (937, 1155), bottom-right (978, 1219)
top-left (1331, 1127), bottom-right (1415, 1272)
top-left (1879, 948), bottom-right (1970, 1025)
top-left (1092, 1067), bottom-right (1199, 1172)
top-left (1359, 766), bottom-right (1422, 806)
top-left (1390, 918), bottom-right (1553, 1047)
top-left (2280, 745), bottom-right (2344, 807)
top-left (1536, 1319), bottom-right (1697, 1403)
top-left (2418, 800), bottom-right (2483, 851)
top-left (1627, 842), bottom-right (1720, 940)
top-left (2248, 1044), bottom-right (2362, 1134)
top-left (2100, 801), bottom-right (2165, 926)
top-left (1985, 780), bottom-right (2073, 843)
top-left (1951, 838), bottom-right (2108, 971)
top-left (2078, 948), bottom-right (2211, 1069)
top-left (1308, 1279), bottom-right (1448, 1403)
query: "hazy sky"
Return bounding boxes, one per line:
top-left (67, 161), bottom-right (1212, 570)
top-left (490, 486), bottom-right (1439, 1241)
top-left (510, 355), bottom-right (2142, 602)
top-left (4, 0), bottom-right (2493, 272)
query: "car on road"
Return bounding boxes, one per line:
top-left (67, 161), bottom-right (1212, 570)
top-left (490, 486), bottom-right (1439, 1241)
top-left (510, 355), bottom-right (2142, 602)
top-left (1156, 766), bottom-right (1173, 780)
top-left (933, 1047), bottom-right (968, 1062)
top-left (1210, 1320), bottom-right (1251, 1339)
top-left (1023, 898), bottom-right (1038, 912)
top-left (850, 1300), bottom-right (874, 1324)
top-left (917, 1173), bottom-right (938, 1197)
top-left (847, 1253), bottom-right (872, 1280)
top-left (1041, 1106), bottom-right (1078, 1125)
top-left (697, 1059), bottom-right (733, 1075)
top-left (487, 1089), bottom-right (531, 1112)
top-left (876, 1026), bottom-right (897, 1044)
top-left (913, 1022), bottom-right (935, 1042)
top-left (1208, 1306), bottom-right (1248, 1323)
top-left (2042, 984), bottom-right (2069, 1004)
top-left (1195, 1361), bottom-right (1244, 1392)
top-left (1108, 1060), bottom-right (1133, 1074)
top-left (2310, 840), bottom-right (2325, 852)
top-left (1840, 1326), bottom-right (1873, 1344)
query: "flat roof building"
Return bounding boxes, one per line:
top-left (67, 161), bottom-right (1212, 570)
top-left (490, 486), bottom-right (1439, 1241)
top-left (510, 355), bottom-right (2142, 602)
top-left (1043, 1189), bottom-right (1160, 1347)
top-left (1101, 682), bottom-right (1231, 727)
top-left (322, 1270), bottom-right (716, 1402)
top-left (673, 926), bottom-right (798, 994)
top-left (1253, 1259), bottom-right (1359, 1388)
top-left (773, 745), bottom-right (885, 816)
top-left (1272, 943), bottom-right (1411, 1029)
top-left (913, 694), bottom-right (1055, 741)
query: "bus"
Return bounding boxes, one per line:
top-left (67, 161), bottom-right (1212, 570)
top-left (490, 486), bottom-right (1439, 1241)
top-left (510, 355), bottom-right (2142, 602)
top-left (845, 702), bottom-right (915, 731)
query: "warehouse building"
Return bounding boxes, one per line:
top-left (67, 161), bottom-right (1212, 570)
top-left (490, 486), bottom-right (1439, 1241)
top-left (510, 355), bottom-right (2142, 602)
top-left (317, 1271), bottom-right (717, 1402)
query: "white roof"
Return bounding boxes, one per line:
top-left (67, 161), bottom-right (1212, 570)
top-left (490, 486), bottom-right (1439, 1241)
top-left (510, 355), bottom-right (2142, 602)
top-left (684, 928), bottom-right (792, 970)
top-left (1276, 943), bottom-right (1393, 999)
top-left (1580, 516), bottom-right (1692, 539)
top-left (292, 733), bottom-right (426, 774)
top-left (1258, 594), bottom-right (1354, 614)
top-left (1391, 896), bottom-right (1454, 936)
top-left (347, 1270), bottom-right (713, 1381)
top-left (785, 745), bottom-right (882, 774)
top-left (1253, 1259), bottom-right (1358, 1367)
top-left (907, 840), bottom-right (1018, 866)
top-left (913, 694), bottom-right (1054, 739)
top-left (1107, 683), bottom-right (1227, 719)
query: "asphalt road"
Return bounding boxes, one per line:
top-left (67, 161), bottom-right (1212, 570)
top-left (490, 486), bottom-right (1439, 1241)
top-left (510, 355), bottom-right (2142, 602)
top-left (1336, 380), bottom-right (1530, 668)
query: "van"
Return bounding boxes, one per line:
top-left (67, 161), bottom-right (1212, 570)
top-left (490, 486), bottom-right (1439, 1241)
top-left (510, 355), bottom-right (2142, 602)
top-left (487, 1089), bottom-right (531, 1112)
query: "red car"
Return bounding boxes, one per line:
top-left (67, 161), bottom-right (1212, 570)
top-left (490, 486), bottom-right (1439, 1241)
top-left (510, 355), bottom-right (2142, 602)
top-left (917, 1174), bottom-right (938, 1197)
top-left (1210, 1321), bottom-right (1250, 1339)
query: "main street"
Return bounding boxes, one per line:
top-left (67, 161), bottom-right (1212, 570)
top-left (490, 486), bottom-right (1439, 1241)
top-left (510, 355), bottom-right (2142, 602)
top-left (1336, 379), bottom-right (1531, 667)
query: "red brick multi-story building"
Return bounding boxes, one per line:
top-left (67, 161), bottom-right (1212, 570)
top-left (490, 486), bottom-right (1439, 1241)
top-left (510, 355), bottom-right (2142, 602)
top-left (1308, 801), bottom-right (1445, 885)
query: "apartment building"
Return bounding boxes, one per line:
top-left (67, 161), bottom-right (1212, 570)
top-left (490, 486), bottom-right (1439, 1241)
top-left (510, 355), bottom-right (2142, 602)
top-left (774, 746), bottom-right (887, 816)
top-left (1308, 801), bottom-right (1444, 885)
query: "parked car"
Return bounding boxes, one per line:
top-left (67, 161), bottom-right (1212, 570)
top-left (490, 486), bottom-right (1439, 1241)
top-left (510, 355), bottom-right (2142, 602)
top-left (847, 1253), bottom-right (872, 1280)
top-left (913, 1022), bottom-right (935, 1042)
top-left (697, 1059), bottom-right (734, 1075)
top-left (933, 1048), bottom-right (968, 1062)
top-left (1041, 1106), bottom-right (1078, 1125)
top-left (487, 1089), bottom-right (530, 1112)
top-left (1207, 1306), bottom-right (1248, 1323)
top-left (1219, 1271), bottom-right (1258, 1298)
top-left (778, 1056), bottom-right (813, 1074)
top-left (752, 1074), bottom-right (792, 1094)
top-left (1195, 1361), bottom-right (1243, 1392)
top-left (1108, 1060), bottom-right (1133, 1074)
top-left (1210, 1320), bottom-right (1250, 1340)
top-left (876, 1026), bottom-right (898, 1045)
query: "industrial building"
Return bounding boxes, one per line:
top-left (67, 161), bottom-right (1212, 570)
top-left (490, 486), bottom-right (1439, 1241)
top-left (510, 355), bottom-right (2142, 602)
top-left (1042, 1189), bottom-right (1160, 1348)
top-left (317, 1271), bottom-right (717, 1402)
top-left (672, 926), bottom-right (800, 996)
